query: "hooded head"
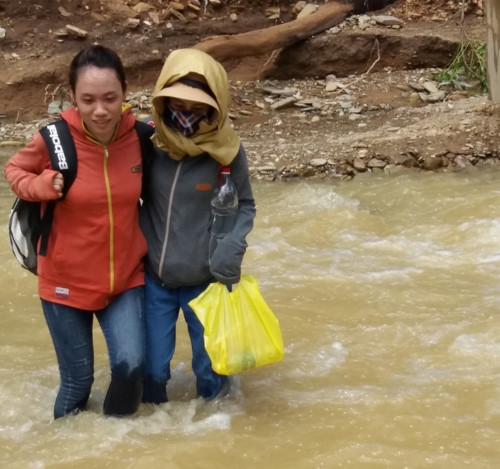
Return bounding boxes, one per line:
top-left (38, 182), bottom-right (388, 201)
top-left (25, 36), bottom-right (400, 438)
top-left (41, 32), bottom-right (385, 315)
top-left (150, 49), bottom-right (240, 165)
top-left (153, 75), bottom-right (219, 116)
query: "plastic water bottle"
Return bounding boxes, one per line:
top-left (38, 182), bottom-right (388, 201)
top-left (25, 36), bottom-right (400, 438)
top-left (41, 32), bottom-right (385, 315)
top-left (209, 166), bottom-right (238, 260)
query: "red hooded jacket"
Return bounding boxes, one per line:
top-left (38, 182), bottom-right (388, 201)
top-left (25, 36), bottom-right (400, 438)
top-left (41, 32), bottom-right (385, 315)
top-left (4, 106), bottom-right (147, 310)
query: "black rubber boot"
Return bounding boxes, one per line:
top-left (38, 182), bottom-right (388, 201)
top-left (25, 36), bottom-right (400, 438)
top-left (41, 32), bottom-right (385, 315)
top-left (103, 370), bottom-right (143, 416)
top-left (142, 375), bottom-right (168, 404)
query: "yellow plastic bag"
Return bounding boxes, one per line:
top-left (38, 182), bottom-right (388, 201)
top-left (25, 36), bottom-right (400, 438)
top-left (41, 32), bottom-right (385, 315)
top-left (189, 275), bottom-right (284, 375)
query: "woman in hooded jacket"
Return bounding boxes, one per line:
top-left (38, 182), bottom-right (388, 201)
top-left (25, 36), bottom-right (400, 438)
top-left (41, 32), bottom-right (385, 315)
top-left (4, 45), bottom-right (147, 419)
top-left (140, 48), bottom-right (256, 402)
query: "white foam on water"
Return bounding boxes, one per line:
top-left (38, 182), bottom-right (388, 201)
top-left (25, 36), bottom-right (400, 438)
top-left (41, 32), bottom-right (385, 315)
top-left (0, 361), bottom-right (246, 469)
top-left (287, 341), bottom-right (348, 377)
top-left (450, 333), bottom-right (500, 359)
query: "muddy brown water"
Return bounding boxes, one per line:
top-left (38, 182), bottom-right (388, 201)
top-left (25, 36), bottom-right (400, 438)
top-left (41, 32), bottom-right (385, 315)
top-left (1, 147), bottom-right (500, 468)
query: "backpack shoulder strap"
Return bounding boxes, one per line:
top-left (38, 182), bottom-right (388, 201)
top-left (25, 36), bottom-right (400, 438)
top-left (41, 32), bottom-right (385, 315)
top-left (39, 120), bottom-right (78, 197)
top-left (38, 119), bottom-right (78, 256)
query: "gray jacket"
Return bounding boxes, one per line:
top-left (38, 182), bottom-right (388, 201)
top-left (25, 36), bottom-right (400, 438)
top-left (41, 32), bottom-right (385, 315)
top-left (140, 144), bottom-right (255, 288)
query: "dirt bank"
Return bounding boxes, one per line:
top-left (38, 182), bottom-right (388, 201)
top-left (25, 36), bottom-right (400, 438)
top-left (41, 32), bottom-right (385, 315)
top-left (1, 0), bottom-right (497, 180)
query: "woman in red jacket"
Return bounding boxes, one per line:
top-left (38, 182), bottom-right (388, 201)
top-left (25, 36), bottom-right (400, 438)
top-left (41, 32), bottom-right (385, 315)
top-left (4, 45), bottom-right (148, 419)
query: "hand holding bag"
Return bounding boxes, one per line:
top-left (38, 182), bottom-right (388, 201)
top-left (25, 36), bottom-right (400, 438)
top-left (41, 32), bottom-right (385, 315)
top-left (189, 275), bottom-right (284, 375)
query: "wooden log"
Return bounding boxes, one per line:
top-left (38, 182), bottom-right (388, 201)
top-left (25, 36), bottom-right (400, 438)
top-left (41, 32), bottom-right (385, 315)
top-left (487, 0), bottom-right (500, 102)
top-left (193, 2), bottom-right (354, 62)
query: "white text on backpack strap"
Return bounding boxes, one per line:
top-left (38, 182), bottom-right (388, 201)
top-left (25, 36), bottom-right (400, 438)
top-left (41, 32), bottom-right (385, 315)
top-left (47, 124), bottom-right (69, 170)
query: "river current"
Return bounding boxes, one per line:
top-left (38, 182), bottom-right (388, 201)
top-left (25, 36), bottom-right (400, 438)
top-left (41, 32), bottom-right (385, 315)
top-left (1, 147), bottom-right (500, 468)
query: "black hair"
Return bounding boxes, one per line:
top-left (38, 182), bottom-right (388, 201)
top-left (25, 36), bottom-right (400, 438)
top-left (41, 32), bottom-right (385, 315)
top-left (178, 76), bottom-right (217, 100)
top-left (69, 45), bottom-right (127, 93)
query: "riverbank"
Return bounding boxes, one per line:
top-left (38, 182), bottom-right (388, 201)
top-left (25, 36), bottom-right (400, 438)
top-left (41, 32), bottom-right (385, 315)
top-left (1, 66), bottom-right (498, 181)
top-left (2, 1), bottom-right (496, 181)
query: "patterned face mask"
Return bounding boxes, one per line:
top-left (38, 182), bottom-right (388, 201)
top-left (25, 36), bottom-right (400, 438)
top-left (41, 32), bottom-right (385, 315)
top-left (166, 107), bottom-right (208, 138)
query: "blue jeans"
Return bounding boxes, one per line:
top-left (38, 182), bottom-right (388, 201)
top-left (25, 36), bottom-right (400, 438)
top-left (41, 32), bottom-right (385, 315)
top-left (41, 286), bottom-right (145, 419)
top-left (142, 272), bottom-right (227, 403)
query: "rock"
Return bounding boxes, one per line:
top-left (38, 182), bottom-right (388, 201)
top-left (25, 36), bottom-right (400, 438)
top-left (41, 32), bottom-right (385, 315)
top-left (372, 15), bottom-right (404, 26)
top-left (422, 156), bottom-right (444, 170)
top-left (353, 159), bottom-right (367, 171)
top-left (327, 26), bottom-right (341, 34)
top-left (230, 13), bottom-right (238, 22)
top-left (408, 82), bottom-right (426, 92)
top-left (339, 101), bottom-right (352, 110)
top-left (385, 164), bottom-right (408, 174)
top-left (325, 82), bottom-right (338, 92)
top-left (358, 15), bottom-right (374, 30)
top-left (300, 167), bottom-right (317, 177)
top-left (271, 97), bottom-right (298, 110)
top-left (149, 11), bottom-right (160, 25)
top-left (419, 91), bottom-right (446, 103)
top-left (409, 92), bottom-right (421, 104)
top-left (349, 107), bottom-right (364, 114)
top-left (257, 165), bottom-right (277, 173)
top-left (132, 2), bottom-right (151, 13)
top-left (367, 158), bottom-right (387, 168)
top-left (54, 28), bottom-right (70, 37)
top-left (65, 24), bottom-right (88, 38)
top-left (58, 7), bottom-right (71, 17)
top-left (0, 27), bottom-right (5, 41)
top-left (125, 18), bottom-right (141, 29)
top-left (169, 8), bottom-right (186, 21)
top-left (393, 154), bottom-right (418, 167)
top-left (261, 86), bottom-right (298, 96)
top-left (188, 2), bottom-right (201, 11)
top-left (295, 99), bottom-right (322, 110)
top-left (266, 7), bottom-right (281, 18)
top-left (170, 2), bottom-right (185, 11)
top-left (310, 158), bottom-right (327, 167)
top-left (453, 155), bottom-right (469, 169)
top-left (422, 81), bottom-right (439, 93)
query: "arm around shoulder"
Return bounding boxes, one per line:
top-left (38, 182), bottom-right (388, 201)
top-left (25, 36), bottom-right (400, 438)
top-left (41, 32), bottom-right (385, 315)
top-left (4, 132), bottom-right (62, 201)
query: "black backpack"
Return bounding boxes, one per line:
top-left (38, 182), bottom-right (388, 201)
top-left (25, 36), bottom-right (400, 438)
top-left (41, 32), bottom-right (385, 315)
top-left (8, 119), bottom-right (154, 275)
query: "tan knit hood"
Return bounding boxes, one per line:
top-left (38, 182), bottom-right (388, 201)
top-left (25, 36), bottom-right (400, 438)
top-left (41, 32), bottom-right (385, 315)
top-left (151, 48), bottom-right (240, 165)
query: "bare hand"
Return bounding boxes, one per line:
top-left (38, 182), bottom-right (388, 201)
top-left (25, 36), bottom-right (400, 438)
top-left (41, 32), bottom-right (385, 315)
top-left (53, 173), bottom-right (64, 198)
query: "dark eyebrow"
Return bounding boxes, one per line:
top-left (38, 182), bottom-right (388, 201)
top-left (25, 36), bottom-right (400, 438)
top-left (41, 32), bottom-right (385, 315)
top-left (80, 91), bottom-right (120, 98)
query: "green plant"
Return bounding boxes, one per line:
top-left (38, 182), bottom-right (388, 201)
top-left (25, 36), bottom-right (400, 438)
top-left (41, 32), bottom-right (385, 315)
top-left (432, 39), bottom-right (487, 92)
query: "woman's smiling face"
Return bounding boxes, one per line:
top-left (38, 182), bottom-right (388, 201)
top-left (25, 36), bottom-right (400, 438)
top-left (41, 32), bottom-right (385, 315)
top-left (70, 66), bottom-right (126, 145)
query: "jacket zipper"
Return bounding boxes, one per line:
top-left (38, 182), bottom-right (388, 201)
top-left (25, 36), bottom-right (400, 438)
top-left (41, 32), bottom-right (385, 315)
top-left (158, 161), bottom-right (182, 278)
top-left (103, 146), bottom-right (115, 295)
